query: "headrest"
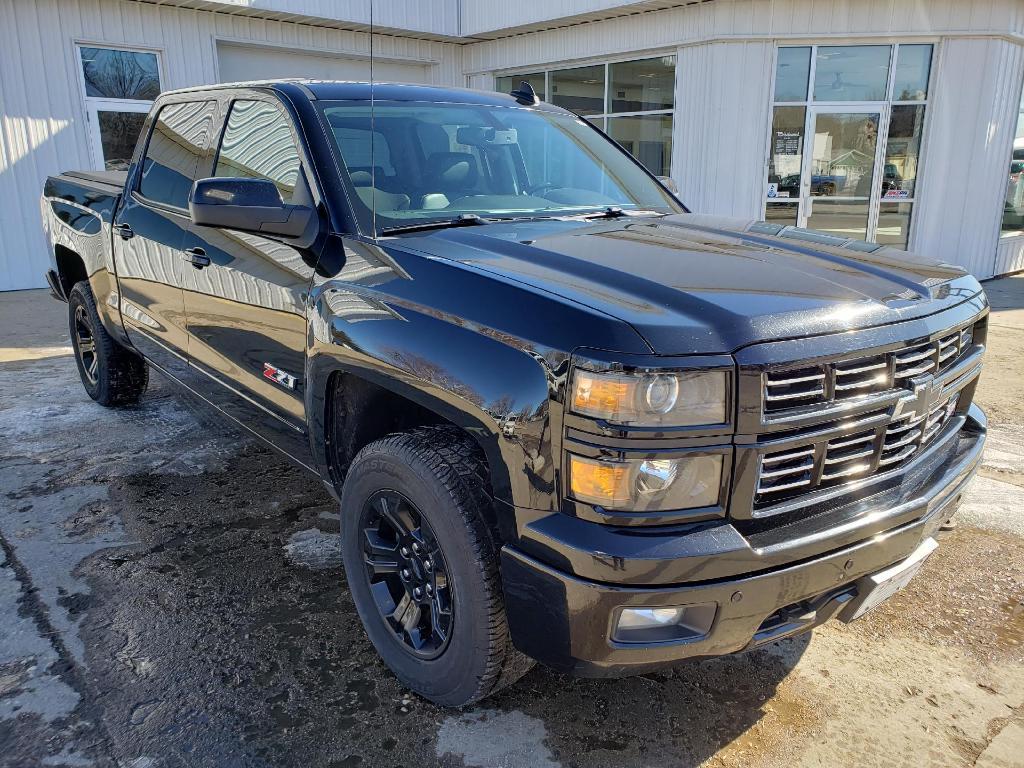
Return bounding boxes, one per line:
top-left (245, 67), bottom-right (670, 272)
top-left (426, 152), bottom-right (478, 187)
top-left (350, 170), bottom-right (373, 187)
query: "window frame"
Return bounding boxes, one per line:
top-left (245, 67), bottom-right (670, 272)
top-left (133, 98), bottom-right (220, 214)
top-left (494, 51), bottom-right (678, 178)
top-left (763, 41), bottom-right (937, 250)
top-left (213, 96), bottom-right (304, 203)
top-left (74, 41), bottom-right (165, 171)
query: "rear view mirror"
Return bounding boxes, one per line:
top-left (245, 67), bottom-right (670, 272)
top-left (455, 126), bottom-right (518, 147)
top-left (189, 177), bottom-right (314, 242)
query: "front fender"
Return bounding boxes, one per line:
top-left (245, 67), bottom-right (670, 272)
top-left (306, 237), bottom-right (625, 517)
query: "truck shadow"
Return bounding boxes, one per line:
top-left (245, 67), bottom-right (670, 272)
top-left (484, 634), bottom-right (812, 767)
top-left (65, 441), bottom-right (812, 768)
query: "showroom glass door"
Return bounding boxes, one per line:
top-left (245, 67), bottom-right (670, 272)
top-left (765, 44), bottom-right (934, 249)
top-left (799, 106), bottom-right (884, 240)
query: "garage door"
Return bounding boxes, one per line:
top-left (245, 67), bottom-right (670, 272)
top-left (217, 43), bottom-right (431, 85)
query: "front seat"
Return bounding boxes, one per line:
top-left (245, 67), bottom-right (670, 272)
top-left (350, 170), bottom-right (410, 212)
top-left (425, 152), bottom-right (479, 201)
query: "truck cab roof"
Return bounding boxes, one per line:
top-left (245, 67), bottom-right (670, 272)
top-left (161, 79), bottom-right (559, 110)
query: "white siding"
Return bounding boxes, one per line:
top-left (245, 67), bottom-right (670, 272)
top-left (913, 38), bottom-right (1024, 279)
top-left (462, 0), bottom-right (1024, 74)
top-left (0, 0), bottom-right (461, 291)
top-left (211, 0), bottom-right (460, 38)
top-left (673, 40), bottom-right (773, 219)
top-left (996, 237), bottom-right (1024, 277)
top-left (215, 42), bottom-right (434, 84)
top-left (460, 0), bottom-right (689, 38)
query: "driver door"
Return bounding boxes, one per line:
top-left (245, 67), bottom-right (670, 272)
top-left (179, 93), bottom-right (316, 463)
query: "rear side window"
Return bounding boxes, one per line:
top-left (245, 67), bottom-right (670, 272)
top-left (138, 100), bottom-right (216, 209)
top-left (214, 99), bottom-right (301, 201)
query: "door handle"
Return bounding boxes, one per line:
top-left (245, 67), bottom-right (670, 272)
top-left (115, 223), bottom-right (134, 240)
top-left (182, 247), bottom-right (211, 269)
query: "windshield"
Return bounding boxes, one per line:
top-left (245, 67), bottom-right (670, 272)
top-left (317, 100), bottom-right (682, 234)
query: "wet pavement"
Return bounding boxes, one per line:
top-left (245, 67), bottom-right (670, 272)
top-left (2, 282), bottom-right (1023, 768)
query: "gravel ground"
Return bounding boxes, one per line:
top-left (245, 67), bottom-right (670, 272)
top-left (2, 279), bottom-right (1022, 768)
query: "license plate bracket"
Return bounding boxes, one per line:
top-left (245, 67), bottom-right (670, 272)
top-left (839, 538), bottom-right (938, 623)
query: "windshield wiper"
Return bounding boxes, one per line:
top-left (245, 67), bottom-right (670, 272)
top-left (379, 213), bottom-right (490, 236)
top-left (584, 206), bottom-right (628, 219)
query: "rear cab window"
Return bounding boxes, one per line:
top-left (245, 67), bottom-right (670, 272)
top-left (138, 100), bottom-right (217, 209)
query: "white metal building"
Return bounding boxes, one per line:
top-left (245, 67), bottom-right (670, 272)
top-left (2, 0), bottom-right (1023, 290)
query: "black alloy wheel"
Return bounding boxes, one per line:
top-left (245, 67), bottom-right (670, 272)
top-left (67, 281), bottom-right (148, 406)
top-left (73, 303), bottom-right (99, 386)
top-left (361, 490), bottom-right (453, 659)
top-left (339, 426), bottom-right (535, 705)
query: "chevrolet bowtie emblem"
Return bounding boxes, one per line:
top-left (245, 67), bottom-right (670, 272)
top-left (895, 376), bottom-right (940, 421)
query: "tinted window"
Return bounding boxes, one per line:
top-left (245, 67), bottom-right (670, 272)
top-left (496, 73), bottom-right (545, 101)
top-left (215, 100), bottom-right (301, 201)
top-left (892, 45), bottom-right (932, 101)
top-left (812, 46), bottom-right (891, 102)
top-left (774, 47), bottom-right (811, 102)
top-left (139, 101), bottom-right (216, 209)
top-left (320, 101), bottom-right (680, 234)
top-left (609, 57), bottom-right (675, 112)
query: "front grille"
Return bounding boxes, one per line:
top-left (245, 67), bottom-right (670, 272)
top-left (764, 325), bottom-right (973, 413)
top-left (756, 393), bottom-right (960, 504)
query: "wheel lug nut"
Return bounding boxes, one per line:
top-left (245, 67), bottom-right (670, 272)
top-left (423, 560), bottom-right (432, 571)
top-left (426, 584), bottom-right (433, 595)
top-left (411, 543), bottom-right (421, 554)
top-left (400, 569), bottom-right (410, 580)
top-left (413, 587), bottom-right (423, 599)
top-left (400, 547), bottom-right (410, 557)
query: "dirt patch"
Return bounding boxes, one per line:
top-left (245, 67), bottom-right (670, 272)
top-left (850, 527), bottom-right (1024, 664)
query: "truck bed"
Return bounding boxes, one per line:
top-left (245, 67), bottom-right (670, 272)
top-left (61, 170), bottom-right (128, 194)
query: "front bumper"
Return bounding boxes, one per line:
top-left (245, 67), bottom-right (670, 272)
top-left (500, 404), bottom-right (985, 676)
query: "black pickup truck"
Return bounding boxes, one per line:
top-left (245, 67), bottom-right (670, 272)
top-left (41, 80), bottom-right (988, 706)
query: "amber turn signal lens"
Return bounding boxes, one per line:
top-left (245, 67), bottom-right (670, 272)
top-left (572, 373), bottom-right (634, 415)
top-left (569, 455), bottom-right (632, 507)
top-left (568, 453), bottom-right (724, 511)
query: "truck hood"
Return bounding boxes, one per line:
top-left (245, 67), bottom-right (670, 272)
top-left (395, 213), bottom-right (982, 355)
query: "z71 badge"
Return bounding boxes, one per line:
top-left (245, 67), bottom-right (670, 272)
top-left (263, 363), bottom-right (297, 390)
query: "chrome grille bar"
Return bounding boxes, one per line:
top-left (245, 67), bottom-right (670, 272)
top-left (763, 323), bottom-right (975, 414)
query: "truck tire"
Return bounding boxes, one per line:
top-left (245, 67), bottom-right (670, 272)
top-left (340, 426), bottom-right (534, 706)
top-left (68, 281), bottom-right (148, 406)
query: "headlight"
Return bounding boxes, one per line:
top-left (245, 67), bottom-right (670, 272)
top-left (571, 368), bottom-right (727, 427)
top-left (569, 453), bottom-right (723, 511)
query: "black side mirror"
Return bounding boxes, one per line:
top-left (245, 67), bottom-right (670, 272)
top-left (189, 177), bottom-right (314, 241)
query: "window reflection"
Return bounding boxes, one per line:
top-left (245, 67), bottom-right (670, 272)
top-left (98, 111), bottom-right (146, 170)
top-left (495, 73), bottom-right (545, 101)
top-left (551, 65), bottom-right (606, 115)
top-left (765, 202), bottom-right (799, 226)
top-left (806, 199), bottom-right (870, 240)
top-left (606, 115), bottom-right (673, 176)
top-left (877, 202), bottom-right (914, 249)
top-left (893, 45), bottom-right (932, 101)
top-left (1002, 84), bottom-right (1024, 235)
top-left (882, 105), bottom-right (925, 198)
top-left (766, 106), bottom-right (805, 199)
top-left (80, 47), bottom-right (161, 100)
top-left (813, 46), bottom-right (891, 102)
top-left (774, 47), bottom-right (811, 102)
top-left (609, 57), bottom-right (675, 112)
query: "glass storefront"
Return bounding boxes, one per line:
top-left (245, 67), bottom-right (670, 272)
top-left (1002, 81), bottom-right (1024, 237)
top-left (765, 44), bottom-right (933, 249)
top-left (496, 55), bottom-right (676, 177)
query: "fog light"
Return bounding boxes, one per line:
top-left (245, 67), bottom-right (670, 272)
top-left (613, 602), bottom-right (717, 644)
